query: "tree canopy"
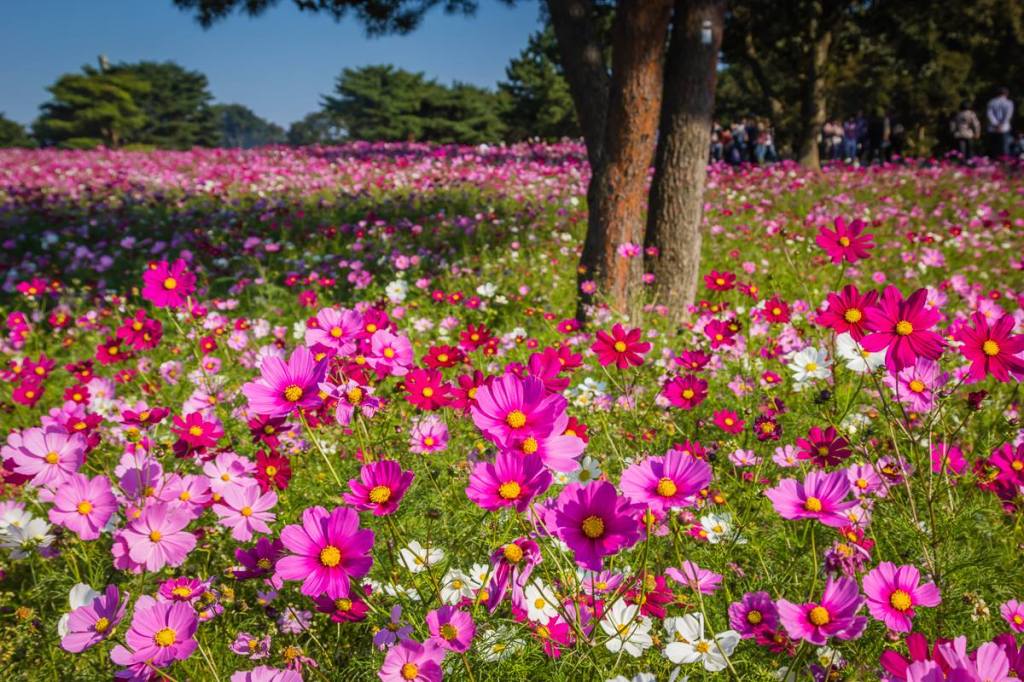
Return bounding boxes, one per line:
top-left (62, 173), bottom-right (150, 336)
top-left (211, 104), bottom-right (286, 148)
top-left (498, 27), bottom-right (581, 141)
top-left (0, 114), bottom-right (35, 148)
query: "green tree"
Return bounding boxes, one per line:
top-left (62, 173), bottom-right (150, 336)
top-left (212, 104), bottom-right (286, 147)
top-left (499, 27), bottom-right (581, 141)
top-left (421, 82), bottom-right (506, 143)
top-left (107, 61), bottom-right (219, 148)
top-left (287, 111), bottom-right (346, 145)
top-left (0, 114), bottom-right (35, 148)
top-left (33, 66), bottom-right (151, 149)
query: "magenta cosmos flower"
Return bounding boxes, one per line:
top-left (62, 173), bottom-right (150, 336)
top-left (777, 576), bottom-right (867, 645)
top-left (861, 286), bottom-right (945, 373)
top-left (817, 285), bottom-right (879, 341)
top-left (111, 596), bottom-right (198, 667)
top-left (305, 307), bottom-right (361, 355)
top-left (862, 562), bottom-right (941, 633)
top-left (471, 373), bottom-right (567, 447)
top-left (955, 312), bottom-right (1024, 383)
top-left (5, 426), bottom-right (85, 488)
top-left (1002, 599), bottom-right (1024, 633)
top-left (343, 460), bottom-right (414, 516)
top-left (426, 605), bottom-right (476, 653)
top-left (230, 666), bottom-right (302, 682)
top-left (61, 584), bottom-right (128, 653)
top-left (48, 473), bottom-right (117, 541)
top-left (120, 503), bottom-right (196, 571)
top-left (141, 259), bottom-right (196, 308)
top-left (620, 449), bottom-right (712, 513)
top-left (242, 346), bottom-right (326, 417)
top-left (276, 505), bottom-right (374, 599)
top-left (765, 470), bottom-right (857, 527)
top-left (465, 450), bottom-right (552, 513)
top-left (591, 323), bottom-right (651, 368)
top-left (728, 591), bottom-right (779, 638)
top-left (214, 484), bottom-right (278, 541)
top-left (815, 216), bottom-right (875, 264)
top-left (548, 481), bottom-right (642, 571)
top-left (662, 374), bottom-right (708, 410)
top-left (378, 639), bottom-right (444, 682)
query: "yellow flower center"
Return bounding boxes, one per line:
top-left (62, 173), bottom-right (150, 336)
top-left (909, 380), bottom-right (926, 393)
top-left (1014, 615), bottom-right (1024, 625)
top-left (188, 426), bottom-right (204, 437)
top-left (171, 586), bottom-right (193, 598)
top-left (498, 481), bottom-right (522, 500)
top-left (805, 362), bottom-right (818, 372)
top-left (695, 641), bottom-right (711, 653)
top-left (382, 347), bottom-right (395, 359)
top-left (715, 277), bottom-right (725, 286)
top-left (265, 465), bottom-right (278, 477)
top-left (581, 515), bottom-right (605, 539)
top-left (437, 353), bottom-right (449, 363)
top-left (330, 326), bottom-right (343, 338)
top-left (724, 417), bottom-right (734, 426)
top-left (440, 623), bottom-right (458, 641)
top-left (149, 530), bottom-right (162, 542)
top-left (257, 558), bottom-right (272, 570)
top-left (163, 277), bottom-right (178, 290)
top-left (94, 617), bottom-right (110, 633)
top-left (319, 545), bottom-right (342, 567)
top-left (890, 589), bottom-right (913, 612)
top-left (682, 388), bottom-right (695, 399)
top-left (335, 598), bottom-right (352, 612)
top-left (45, 451), bottom-right (60, 464)
top-left (856, 478), bottom-right (868, 489)
top-left (503, 543), bottom-right (524, 563)
top-left (747, 610), bottom-right (763, 625)
top-left (241, 506), bottom-right (253, 517)
top-left (505, 410), bottom-right (527, 428)
top-left (982, 340), bottom-right (1000, 356)
top-left (804, 497), bottom-right (823, 512)
top-left (421, 387), bottom-right (434, 398)
top-left (613, 341), bottom-right (627, 352)
top-left (76, 500), bottom-right (93, 515)
top-left (283, 385), bottom-right (303, 402)
top-left (808, 606), bottom-right (831, 626)
top-left (347, 387), bottom-right (363, 404)
top-left (153, 627), bottom-right (176, 647)
top-left (368, 485), bottom-right (392, 504)
top-left (520, 437), bottom-right (538, 454)
top-left (843, 308), bottom-right (862, 323)
top-left (839, 236), bottom-right (851, 247)
top-left (400, 663), bottom-right (419, 680)
top-left (895, 320), bottom-right (914, 336)
top-left (1012, 461), bottom-right (1024, 472)
top-left (656, 477), bottom-right (678, 497)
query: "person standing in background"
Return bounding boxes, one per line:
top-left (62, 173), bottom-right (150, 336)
top-left (950, 100), bottom-right (981, 161)
top-left (986, 87), bottom-right (1014, 158)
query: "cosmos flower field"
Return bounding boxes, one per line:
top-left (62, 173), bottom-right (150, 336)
top-left (1, 143), bottom-right (1023, 681)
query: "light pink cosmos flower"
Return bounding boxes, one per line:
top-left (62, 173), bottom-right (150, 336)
top-left (777, 576), bottom-right (867, 645)
top-left (4, 426), bottom-right (85, 488)
top-left (619, 449), bottom-right (712, 513)
top-left (666, 561), bottom-right (723, 595)
top-left (230, 667), bottom-right (302, 682)
top-left (378, 639), bottom-right (444, 682)
top-left (214, 484), bottom-right (277, 541)
top-left (242, 345), bottom-right (326, 417)
top-left (60, 584), bottom-right (128, 653)
top-left (120, 503), bottom-right (197, 571)
top-left (765, 470), bottom-right (858, 527)
top-left (48, 473), bottom-right (117, 540)
top-left (110, 596), bottom-right (198, 668)
top-left (329, 379), bottom-right (379, 426)
top-left (409, 416), bottom-right (449, 454)
top-left (305, 307), bottom-right (361, 355)
top-left (368, 329), bottom-right (415, 377)
top-left (1001, 599), bottom-right (1024, 633)
top-left (862, 561), bottom-right (941, 633)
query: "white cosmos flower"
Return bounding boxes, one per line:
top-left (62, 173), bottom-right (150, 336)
top-left (522, 580), bottom-right (559, 622)
top-left (664, 613), bottom-right (740, 672)
top-left (440, 568), bottom-right (478, 605)
top-left (398, 540), bottom-right (444, 574)
top-left (57, 583), bottom-right (101, 637)
top-left (836, 333), bottom-right (885, 373)
top-left (556, 455), bottom-right (602, 486)
top-left (789, 346), bottom-right (832, 383)
top-left (476, 283), bottom-right (497, 298)
top-left (477, 625), bottom-right (525, 662)
top-left (606, 674), bottom-right (657, 682)
top-left (600, 601), bottom-right (653, 657)
top-left (0, 507), bottom-right (33, 532)
top-left (1, 516), bottom-right (54, 559)
top-left (385, 279), bottom-right (408, 303)
top-left (700, 512), bottom-right (747, 545)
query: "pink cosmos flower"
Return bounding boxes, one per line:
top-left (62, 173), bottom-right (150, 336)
top-left (619, 449), bottom-right (712, 513)
top-left (817, 285), bottom-right (878, 340)
top-left (60, 585), bottom-right (128, 653)
top-left (214, 484), bottom-right (278, 541)
top-left (404, 368), bottom-right (452, 411)
top-left (141, 259), bottom-right (196, 308)
top-left (48, 473), bottom-right (117, 540)
top-left (426, 606), bottom-right (475, 653)
top-left (486, 538), bottom-right (542, 611)
top-left (713, 409), bottom-right (744, 434)
top-left (930, 442), bottom-right (967, 475)
top-left (816, 216), bottom-right (875, 263)
top-left (1001, 599), bottom-right (1024, 633)
top-left (409, 416), bottom-right (448, 454)
top-left (471, 373), bottom-right (566, 447)
top-left (378, 639), bottom-right (444, 682)
top-left (328, 379), bottom-right (379, 426)
top-left (955, 312), bottom-right (1024, 383)
top-left (110, 596), bottom-right (198, 667)
top-left (5, 426), bottom-right (85, 488)
top-left (242, 346), bottom-right (326, 417)
top-left (120, 503), bottom-right (197, 571)
top-left (665, 560), bottom-right (723, 594)
top-left (777, 576), bottom-right (867, 645)
top-left (368, 329), bottom-right (415, 377)
top-left (765, 470), bottom-right (857, 527)
top-left (861, 286), bottom-right (945, 373)
top-left (591, 324), bottom-right (651, 368)
top-left (662, 374), bottom-right (708, 410)
top-left (547, 481), bottom-right (642, 571)
top-left (343, 460), bottom-right (414, 516)
top-left (862, 561), bottom-right (941, 633)
top-left (305, 307), bottom-right (361, 355)
top-left (230, 666), bottom-right (302, 682)
top-left (795, 425), bottom-right (852, 468)
top-left (704, 319), bottom-right (737, 349)
top-left (728, 591), bottom-right (779, 638)
top-left (465, 450), bottom-right (552, 513)
top-left (276, 505), bottom-right (374, 599)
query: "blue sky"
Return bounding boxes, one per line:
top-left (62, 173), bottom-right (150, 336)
top-left (0, 0), bottom-right (542, 128)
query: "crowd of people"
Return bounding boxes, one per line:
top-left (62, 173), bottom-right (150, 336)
top-left (711, 87), bottom-right (1019, 165)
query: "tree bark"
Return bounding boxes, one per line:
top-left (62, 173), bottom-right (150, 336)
top-left (576, 0), bottom-right (673, 319)
top-left (796, 8), bottom-right (833, 170)
top-left (644, 0), bottom-right (724, 323)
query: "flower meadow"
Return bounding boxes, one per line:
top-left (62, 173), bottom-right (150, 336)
top-left (1, 144), bottom-right (1024, 681)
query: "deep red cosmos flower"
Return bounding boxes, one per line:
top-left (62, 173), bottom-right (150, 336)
top-left (796, 426), bottom-right (851, 467)
top-left (591, 324), bottom-right (651, 369)
top-left (404, 368), bottom-right (452, 411)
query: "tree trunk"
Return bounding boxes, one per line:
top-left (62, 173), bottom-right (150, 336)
top-left (576, 0), bottom-right (673, 319)
top-left (644, 0), bottom-right (724, 323)
top-left (796, 11), bottom-right (832, 170)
